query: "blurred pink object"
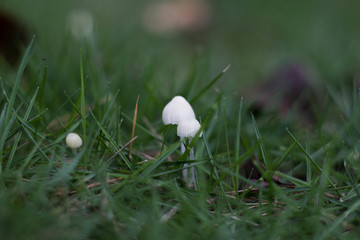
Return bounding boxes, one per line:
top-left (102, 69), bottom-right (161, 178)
top-left (143, 0), bottom-right (211, 35)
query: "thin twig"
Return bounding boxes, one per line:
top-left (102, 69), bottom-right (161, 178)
top-left (107, 136), bottom-right (138, 163)
top-left (86, 177), bottom-right (123, 189)
top-left (160, 204), bottom-right (180, 223)
top-left (253, 154), bottom-right (295, 188)
top-left (142, 116), bottom-right (162, 140)
top-left (68, 177), bottom-right (124, 195)
top-left (129, 95), bottom-right (139, 158)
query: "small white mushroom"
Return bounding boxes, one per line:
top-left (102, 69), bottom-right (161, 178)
top-left (162, 96), bottom-right (195, 125)
top-left (66, 133), bottom-right (83, 153)
top-left (177, 119), bottom-right (201, 138)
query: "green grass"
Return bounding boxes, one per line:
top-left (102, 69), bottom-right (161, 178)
top-left (2, 1), bottom-right (360, 239)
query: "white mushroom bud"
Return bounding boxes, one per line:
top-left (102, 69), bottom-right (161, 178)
top-left (177, 119), bottom-right (201, 138)
top-left (65, 133), bottom-right (83, 149)
top-left (162, 96), bottom-right (195, 125)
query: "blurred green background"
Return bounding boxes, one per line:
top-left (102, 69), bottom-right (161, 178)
top-left (2, 0), bottom-right (360, 118)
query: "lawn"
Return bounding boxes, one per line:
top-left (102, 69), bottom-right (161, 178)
top-left (1, 1), bottom-right (360, 239)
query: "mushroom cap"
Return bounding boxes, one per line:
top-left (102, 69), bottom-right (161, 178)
top-left (177, 119), bottom-right (201, 138)
top-left (65, 133), bottom-right (83, 149)
top-left (162, 96), bottom-right (195, 125)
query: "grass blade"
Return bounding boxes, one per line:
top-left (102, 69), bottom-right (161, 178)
top-left (251, 113), bottom-right (269, 168)
top-left (6, 88), bottom-right (39, 170)
top-left (89, 110), bottom-right (134, 171)
top-left (286, 128), bottom-right (341, 197)
top-left (129, 95), bottom-right (139, 158)
top-left (190, 64), bottom-right (230, 104)
top-left (0, 36), bottom-right (35, 167)
top-left (286, 128), bottom-right (322, 172)
top-left (139, 141), bottom-right (182, 179)
top-left (0, 106), bottom-right (20, 173)
top-left (80, 51), bottom-right (86, 143)
top-left (37, 61), bottom-right (47, 111)
top-left (274, 171), bottom-right (311, 187)
top-left (319, 199), bottom-right (360, 240)
top-left (203, 128), bottom-right (233, 213)
top-left (234, 98), bottom-right (243, 195)
top-left (234, 98), bottom-right (243, 161)
top-left (269, 142), bottom-right (296, 171)
top-left (5, 36), bottom-right (35, 125)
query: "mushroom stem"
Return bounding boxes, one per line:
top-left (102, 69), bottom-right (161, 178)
top-left (71, 148), bottom-right (78, 155)
top-left (181, 141), bottom-right (188, 183)
top-left (189, 147), bottom-right (197, 190)
top-left (182, 163), bottom-right (188, 184)
top-left (181, 139), bottom-right (197, 190)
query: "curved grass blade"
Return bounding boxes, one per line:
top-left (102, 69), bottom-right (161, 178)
top-left (190, 64), bottom-right (230, 104)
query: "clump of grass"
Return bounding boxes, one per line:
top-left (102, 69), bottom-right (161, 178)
top-left (2, 24), bottom-right (360, 240)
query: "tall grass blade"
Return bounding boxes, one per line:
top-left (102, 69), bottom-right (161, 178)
top-left (5, 36), bottom-right (35, 125)
top-left (38, 62), bottom-right (47, 111)
top-left (80, 51), bottom-right (87, 143)
top-left (223, 107), bottom-right (235, 191)
top-left (234, 98), bottom-right (243, 195)
top-left (190, 64), bottom-right (230, 104)
top-left (129, 95), bottom-right (139, 158)
top-left (203, 129), bottom-right (233, 213)
top-left (251, 113), bottom-right (269, 168)
top-left (286, 128), bottom-right (341, 197)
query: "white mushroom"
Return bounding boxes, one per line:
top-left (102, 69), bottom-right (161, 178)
top-left (162, 96), bottom-right (201, 190)
top-left (177, 119), bottom-right (201, 138)
top-left (162, 96), bottom-right (195, 125)
top-left (66, 133), bottom-right (83, 154)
